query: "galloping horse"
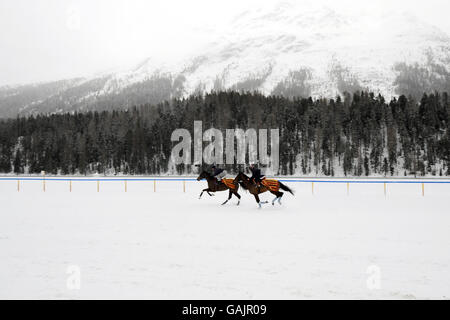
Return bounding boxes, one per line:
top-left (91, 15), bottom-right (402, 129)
top-left (234, 172), bottom-right (294, 208)
top-left (197, 171), bottom-right (241, 205)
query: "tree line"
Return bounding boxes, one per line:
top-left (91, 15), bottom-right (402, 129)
top-left (0, 90), bottom-right (448, 176)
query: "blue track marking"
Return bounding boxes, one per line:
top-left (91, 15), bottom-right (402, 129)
top-left (1, 177), bottom-right (449, 184)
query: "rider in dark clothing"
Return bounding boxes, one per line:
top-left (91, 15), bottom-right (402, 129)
top-left (249, 164), bottom-right (265, 187)
top-left (212, 166), bottom-right (224, 177)
top-left (211, 165), bottom-right (225, 186)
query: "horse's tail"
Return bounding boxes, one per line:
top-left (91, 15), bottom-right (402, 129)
top-left (279, 182), bottom-right (294, 195)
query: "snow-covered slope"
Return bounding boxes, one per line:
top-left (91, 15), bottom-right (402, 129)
top-left (177, 1), bottom-right (450, 98)
top-left (1, 1), bottom-right (450, 118)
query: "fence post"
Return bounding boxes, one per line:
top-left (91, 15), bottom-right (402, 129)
top-left (154, 180), bottom-right (156, 192)
top-left (183, 180), bottom-right (186, 193)
top-left (312, 182), bottom-right (314, 195)
top-left (17, 179), bottom-right (20, 192)
top-left (97, 180), bottom-right (100, 193)
top-left (70, 180), bottom-right (72, 192)
top-left (422, 183), bottom-right (425, 197)
top-left (125, 180), bottom-right (127, 193)
top-left (384, 182), bottom-right (386, 197)
top-left (347, 182), bottom-right (349, 196)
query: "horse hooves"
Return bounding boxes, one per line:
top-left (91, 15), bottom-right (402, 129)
top-left (258, 202), bottom-right (267, 209)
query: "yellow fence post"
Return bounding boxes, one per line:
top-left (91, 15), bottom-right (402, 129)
top-left (97, 180), bottom-right (100, 193)
top-left (183, 180), bottom-right (186, 193)
top-left (312, 182), bottom-right (314, 195)
top-left (17, 180), bottom-right (20, 192)
top-left (347, 182), bottom-right (349, 196)
top-left (422, 183), bottom-right (425, 197)
top-left (43, 178), bottom-right (46, 192)
top-left (154, 180), bottom-right (156, 192)
top-left (384, 182), bottom-right (386, 197)
top-left (125, 180), bottom-right (127, 193)
top-left (70, 180), bottom-right (72, 192)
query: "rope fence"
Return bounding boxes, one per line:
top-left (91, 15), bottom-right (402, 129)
top-left (3, 176), bottom-right (450, 197)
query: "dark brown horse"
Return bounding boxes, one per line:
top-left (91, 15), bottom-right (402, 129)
top-left (234, 172), bottom-right (294, 208)
top-left (197, 171), bottom-right (241, 205)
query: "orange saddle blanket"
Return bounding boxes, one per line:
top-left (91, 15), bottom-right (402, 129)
top-left (222, 178), bottom-right (237, 190)
top-left (261, 179), bottom-right (280, 192)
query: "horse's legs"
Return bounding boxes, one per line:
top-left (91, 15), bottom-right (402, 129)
top-left (233, 191), bottom-right (241, 206)
top-left (270, 191), bottom-right (277, 204)
top-left (271, 191), bottom-right (284, 205)
top-left (222, 190), bottom-right (233, 205)
top-left (254, 194), bottom-right (268, 209)
top-left (277, 191), bottom-right (284, 204)
top-left (199, 189), bottom-right (207, 199)
top-left (200, 188), bottom-right (214, 199)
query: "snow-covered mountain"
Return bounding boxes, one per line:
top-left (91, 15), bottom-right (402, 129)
top-left (1, 1), bottom-right (450, 118)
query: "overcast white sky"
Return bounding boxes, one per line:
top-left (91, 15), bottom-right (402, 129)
top-left (1, 0), bottom-right (449, 87)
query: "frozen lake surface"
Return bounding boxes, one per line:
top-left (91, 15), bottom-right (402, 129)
top-left (1, 177), bottom-right (449, 299)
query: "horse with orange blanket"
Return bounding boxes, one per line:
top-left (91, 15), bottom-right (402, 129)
top-left (234, 172), bottom-right (294, 208)
top-left (197, 171), bottom-right (241, 205)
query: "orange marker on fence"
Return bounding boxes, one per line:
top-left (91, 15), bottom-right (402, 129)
top-left (384, 182), bottom-right (386, 197)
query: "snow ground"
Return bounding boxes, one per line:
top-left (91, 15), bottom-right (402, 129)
top-left (0, 178), bottom-right (449, 300)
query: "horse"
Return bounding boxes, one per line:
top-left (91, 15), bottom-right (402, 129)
top-left (234, 172), bottom-right (294, 208)
top-left (197, 171), bottom-right (241, 205)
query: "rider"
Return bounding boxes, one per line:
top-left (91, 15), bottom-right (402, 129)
top-left (249, 163), bottom-right (265, 190)
top-left (211, 165), bottom-right (227, 186)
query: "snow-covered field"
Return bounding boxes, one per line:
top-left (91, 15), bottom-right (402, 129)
top-left (1, 177), bottom-right (449, 299)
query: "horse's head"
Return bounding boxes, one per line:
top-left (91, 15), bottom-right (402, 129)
top-left (197, 171), bottom-right (210, 181)
top-left (234, 171), bottom-right (248, 182)
top-left (234, 172), bottom-right (249, 190)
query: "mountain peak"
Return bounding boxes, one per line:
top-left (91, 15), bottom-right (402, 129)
top-left (1, 3), bottom-right (450, 118)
